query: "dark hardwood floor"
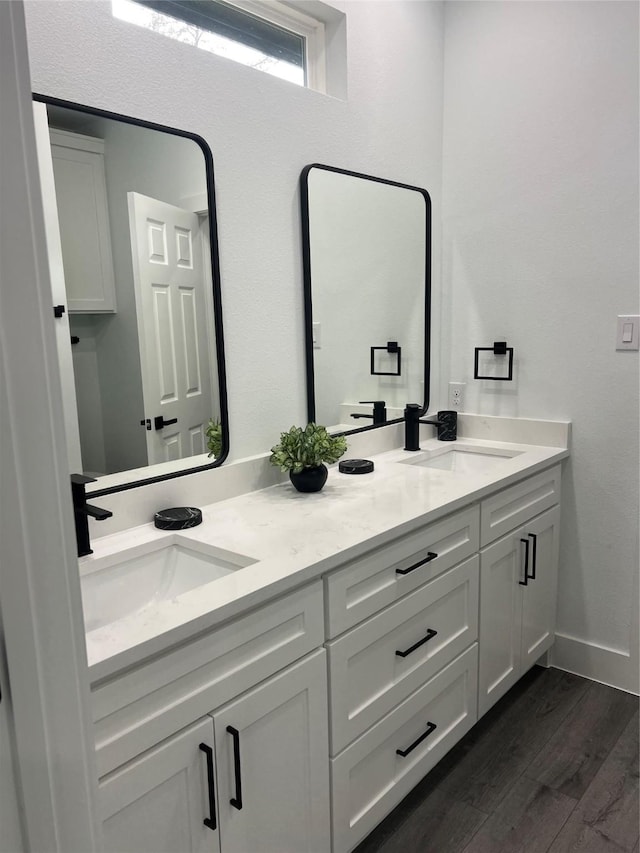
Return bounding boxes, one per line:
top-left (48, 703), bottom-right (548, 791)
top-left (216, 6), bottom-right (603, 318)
top-left (354, 666), bottom-right (639, 853)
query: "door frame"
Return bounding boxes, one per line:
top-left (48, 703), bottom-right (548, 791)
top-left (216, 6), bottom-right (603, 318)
top-left (0, 3), bottom-right (100, 850)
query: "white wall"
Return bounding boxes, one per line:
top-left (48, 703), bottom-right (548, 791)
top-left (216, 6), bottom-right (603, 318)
top-left (24, 0), bottom-right (444, 461)
top-left (442, 1), bottom-right (639, 692)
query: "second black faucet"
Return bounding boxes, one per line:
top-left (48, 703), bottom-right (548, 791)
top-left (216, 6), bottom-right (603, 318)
top-left (404, 404), bottom-right (457, 451)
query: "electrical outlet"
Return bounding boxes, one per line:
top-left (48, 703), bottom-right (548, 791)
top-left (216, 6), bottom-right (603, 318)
top-left (448, 381), bottom-right (466, 410)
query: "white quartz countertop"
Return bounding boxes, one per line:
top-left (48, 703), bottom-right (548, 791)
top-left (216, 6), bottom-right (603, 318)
top-left (83, 430), bottom-right (569, 683)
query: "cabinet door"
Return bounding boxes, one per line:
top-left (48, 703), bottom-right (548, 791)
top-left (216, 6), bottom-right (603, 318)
top-left (49, 129), bottom-right (116, 312)
top-left (478, 532), bottom-right (524, 717)
top-left (520, 506), bottom-right (560, 671)
top-left (213, 650), bottom-right (330, 853)
top-left (100, 717), bottom-right (218, 853)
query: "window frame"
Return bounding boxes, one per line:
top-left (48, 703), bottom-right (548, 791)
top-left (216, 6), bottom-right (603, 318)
top-left (231, 1), bottom-right (326, 91)
top-left (123, 0), bottom-right (327, 92)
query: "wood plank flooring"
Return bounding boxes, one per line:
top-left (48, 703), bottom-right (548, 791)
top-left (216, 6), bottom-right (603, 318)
top-left (354, 667), bottom-right (639, 853)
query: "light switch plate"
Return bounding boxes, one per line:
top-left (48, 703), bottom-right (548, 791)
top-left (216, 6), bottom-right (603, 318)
top-left (616, 315), bottom-right (639, 351)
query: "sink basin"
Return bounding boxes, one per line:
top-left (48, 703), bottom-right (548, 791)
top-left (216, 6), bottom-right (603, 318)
top-left (81, 541), bottom-right (256, 632)
top-left (399, 445), bottom-right (522, 475)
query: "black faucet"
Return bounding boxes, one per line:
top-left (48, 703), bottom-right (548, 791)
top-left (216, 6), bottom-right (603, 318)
top-left (404, 404), bottom-right (457, 451)
top-left (71, 474), bottom-right (113, 557)
top-left (351, 400), bottom-right (387, 426)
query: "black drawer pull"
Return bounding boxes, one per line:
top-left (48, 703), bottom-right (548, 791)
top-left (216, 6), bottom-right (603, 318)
top-left (396, 552), bottom-right (438, 576)
top-left (227, 725), bottom-right (243, 810)
top-left (396, 721), bottom-right (437, 757)
top-left (528, 532), bottom-right (537, 579)
top-left (199, 743), bottom-right (217, 831)
top-left (395, 628), bottom-right (438, 658)
top-left (519, 538), bottom-right (530, 585)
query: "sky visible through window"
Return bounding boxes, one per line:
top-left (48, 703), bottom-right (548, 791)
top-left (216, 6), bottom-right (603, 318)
top-left (112, 0), bottom-right (304, 86)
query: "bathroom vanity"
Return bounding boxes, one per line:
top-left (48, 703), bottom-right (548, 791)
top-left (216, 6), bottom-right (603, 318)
top-left (81, 419), bottom-right (568, 853)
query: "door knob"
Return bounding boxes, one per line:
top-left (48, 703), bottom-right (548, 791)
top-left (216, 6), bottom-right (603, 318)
top-left (154, 415), bottom-right (178, 431)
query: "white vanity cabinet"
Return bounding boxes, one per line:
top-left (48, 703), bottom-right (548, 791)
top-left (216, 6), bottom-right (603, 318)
top-left (91, 457), bottom-right (566, 853)
top-left (324, 463), bottom-right (562, 853)
top-left (92, 582), bottom-right (330, 853)
top-left (99, 651), bottom-right (329, 853)
top-left (478, 466), bottom-right (561, 717)
top-left (49, 128), bottom-right (117, 313)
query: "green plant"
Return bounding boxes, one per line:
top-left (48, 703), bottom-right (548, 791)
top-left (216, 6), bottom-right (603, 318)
top-left (270, 423), bottom-right (347, 474)
top-left (206, 418), bottom-right (222, 459)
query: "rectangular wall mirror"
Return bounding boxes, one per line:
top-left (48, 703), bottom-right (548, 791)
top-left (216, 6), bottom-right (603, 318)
top-left (33, 95), bottom-right (228, 496)
top-left (300, 164), bottom-right (431, 433)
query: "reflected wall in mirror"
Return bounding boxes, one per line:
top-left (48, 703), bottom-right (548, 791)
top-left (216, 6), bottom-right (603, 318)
top-left (300, 164), bottom-right (431, 433)
top-left (33, 96), bottom-right (228, 495)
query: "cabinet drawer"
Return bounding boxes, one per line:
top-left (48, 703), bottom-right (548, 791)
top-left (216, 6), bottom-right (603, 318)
top-left (91, 581), bottom-right (323, 777)
top-left (325, 506), bottom-right (479, 638)
top-left (331, 645), bottom-right (478, 853)
top-left (327, 556), bottom-right (478, 754)
top-left (480, 465), bottom-right (561, 546)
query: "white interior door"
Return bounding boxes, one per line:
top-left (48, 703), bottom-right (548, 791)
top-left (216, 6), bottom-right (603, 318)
top-left (128, 192), bottom-right (213, 465)
top-left (32, 101), bottom-right (83, 473)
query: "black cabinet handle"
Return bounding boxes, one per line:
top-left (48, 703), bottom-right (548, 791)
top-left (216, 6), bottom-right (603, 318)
top-left (395, 628), bottom-right (438, 658)
top-left (519, 538), bottom-right (530, 585)
top-left (154, 415), bottom-right (178, 431)
top-left (396, 552), bottom-right (438, 576)
top-left (396, 721), bottom-right (437, 757)
top-left (528, 533), bottom-right (537, 580)
top-left (227, 726), bottom-right (243, 810)
top-left (199, 743), bottom-right (217, 831)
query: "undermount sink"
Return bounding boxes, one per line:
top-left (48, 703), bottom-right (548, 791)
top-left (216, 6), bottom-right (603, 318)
top-left (81, 541), bottom-right (257, 632)
top-left (399, 445), bottom-right (522, 475)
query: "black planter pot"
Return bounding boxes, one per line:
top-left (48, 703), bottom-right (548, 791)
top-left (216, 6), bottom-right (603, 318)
top-left (289, 464), bottom-right (328, 493)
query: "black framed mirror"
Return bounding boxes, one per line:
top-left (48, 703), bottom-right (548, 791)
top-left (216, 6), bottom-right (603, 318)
top-left (33, 94), bottom-right (229, 496)
top-left (300, 163), bottom-right (431, 433)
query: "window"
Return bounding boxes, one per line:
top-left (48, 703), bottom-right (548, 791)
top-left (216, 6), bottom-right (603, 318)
top-left (112, 0), bottom-right (326, 90)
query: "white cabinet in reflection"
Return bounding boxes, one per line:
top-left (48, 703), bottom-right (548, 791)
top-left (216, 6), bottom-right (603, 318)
top-left (49, 128), bottom-right (117, 313)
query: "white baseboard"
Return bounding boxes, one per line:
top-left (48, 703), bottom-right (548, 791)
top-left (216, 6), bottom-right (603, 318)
top-left (552, 633), bottom-right (639, 695)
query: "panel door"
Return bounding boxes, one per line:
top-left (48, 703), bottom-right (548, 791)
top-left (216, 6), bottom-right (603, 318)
top-left (100, 717), bottom-right (218, 853)
top-left (212, 650), bottom-right (330, 853)
top-left (521, 506), bottom-right (560, 670)
top-left (478, 531), bottom-right (524, 717)
top-left (128, 192), bottom-right (213, 465)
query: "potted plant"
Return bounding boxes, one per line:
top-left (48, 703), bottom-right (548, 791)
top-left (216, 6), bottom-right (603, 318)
top-left (270, 423), bottom-right (348, 492)
top-left (206, 418), bottom-right (222, 459)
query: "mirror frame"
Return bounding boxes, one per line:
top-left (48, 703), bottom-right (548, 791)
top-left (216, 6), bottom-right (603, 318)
top-left (300, 163), bottom-right (432, 434)
top-left (33, 93), bottom-right (229, 495)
